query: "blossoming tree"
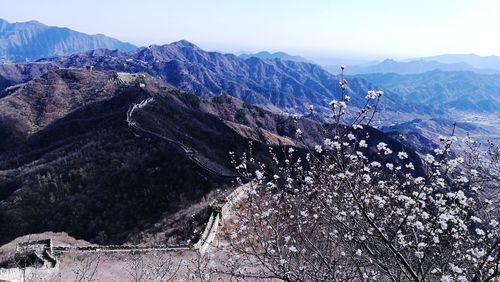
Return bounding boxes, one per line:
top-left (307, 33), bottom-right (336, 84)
top-left (229, 66), bottom-right (500, 281)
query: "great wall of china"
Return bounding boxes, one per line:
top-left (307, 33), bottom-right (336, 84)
top-left (126, 97), bottom-right (237, 178)
top-left (0, 88), bottom-right (252, 281)
top-left (0, 183), bottom-right (251, 281)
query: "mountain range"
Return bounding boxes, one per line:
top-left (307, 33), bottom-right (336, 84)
top-left (328, 59), bottom-right (500, 75)
top-left (3, 17), bottom-right (500, 78)
top-left (239, 51), bottom-right (311, 63)
top-left (324, 54), bottom-right (500, 76)
top-left (0, 18), bottom-right (136, 63)
top-left (381, 117), bottom-right (488, 154)
top-left (357, 70), bottom-right (500, 112)
top-left (0, 32), bottom-right (496, 123)
top-left (421, 54), bottom-right (500, 70)
top-left (0, 68), bottom-right (421, 245)
top-left (0, 40), bottom-right (430, 122)
top-left (0, 19), bottom-right (498, 116)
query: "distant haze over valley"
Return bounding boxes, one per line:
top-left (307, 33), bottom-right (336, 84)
top-left (234, 49), bottom-right (500, 76)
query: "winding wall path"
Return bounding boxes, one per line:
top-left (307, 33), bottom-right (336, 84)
top-left (126, 98), bottom-right (236, 178)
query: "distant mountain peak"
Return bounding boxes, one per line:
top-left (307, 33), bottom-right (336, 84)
top-left (0, 18), bottom-right (137, 62)
top-left (169, 40), bottom-right (199, 48)
top-left (25, 19), bottom-right (45, 26)
top-left (382, 58), bottom-right (397, 62)
top-left (239, 51), bottom-right (311, 63)
top-left (333, 57), bottom-right (499, 75)
top-left (421, 53), bottom-right (500, 71)
top-left (38, 41), bottom-right (425, 116)
top-left (254, 51), bottom-right (272, 56)
top-left (0, 18), bottom-right (8, 30)
top-left (358, 70), bottom-right (500, 113)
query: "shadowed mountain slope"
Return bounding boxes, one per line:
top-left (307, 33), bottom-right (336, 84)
top-left (0, 69), bottom-right (421, 246)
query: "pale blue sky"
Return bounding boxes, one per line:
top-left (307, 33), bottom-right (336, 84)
top-left (2, 0), bottom-right (500, 60)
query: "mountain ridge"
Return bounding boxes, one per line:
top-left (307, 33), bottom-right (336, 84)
top-left (31, 40), bottom-right (429, 120)
top-left (0, 68), bottom-right (423, 245)
top-left (239, 51), bottom-right (311, 63)
top-left (0, 18), bottom-right (136, 63)
top-left (357, 70), bottom-right (500, 112)
top-left (420, 53), bottom-right (500, 70)
top-left (327, 58), bottom-right (500, 75)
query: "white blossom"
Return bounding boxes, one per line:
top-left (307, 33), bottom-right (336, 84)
top-left (440, 275), bottom-right (452, 282)
top-left (358, 140), bottom-right (368, 148)
top-left (449, 263), bottom-right (463, 274)
top-left (377, 142), bottom-right (387, 151)
top-left (414, 221), bottom-right (424, 231)
top-left (470, 216), bottom-right (482, 223)
top-left (315, 145), bottom-right (323, 153)
top-left (255, 170), bottom-right (264, 180)
top-left (398, 151), bottom-right (408, 159)
top-left (476, 228), bottom-right (485, 236)
top-left (415, 251), bottom-right (424, 259)
top-left (304, 176), bottom-right (313, 185)
top-left (414, 177), bottom-right (425, 185)
top-left (424, 154), bottom-right (435, 163)
top-left (366, 90), bottom-right (377, 99)
top-left (490, 219), bottom-right (499, 228)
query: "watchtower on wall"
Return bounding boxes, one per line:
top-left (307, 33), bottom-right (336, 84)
top-left (14, 239), bottom-right (57, 268)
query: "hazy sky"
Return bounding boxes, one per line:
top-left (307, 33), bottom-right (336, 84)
top-left (2, 0), bottom-right (500, 60)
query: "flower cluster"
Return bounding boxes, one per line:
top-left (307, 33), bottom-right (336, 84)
top-left (229, 66), bottom-right (499, 282)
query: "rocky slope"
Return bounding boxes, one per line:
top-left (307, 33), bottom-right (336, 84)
top-left (0, 18), bottom-right (136, 63)
top-left (0, 62), bottom-right (60, 91)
